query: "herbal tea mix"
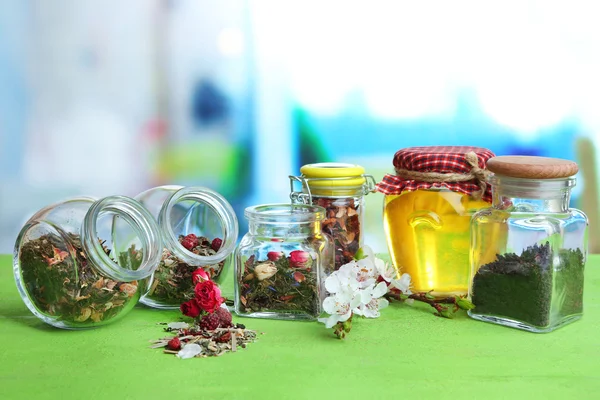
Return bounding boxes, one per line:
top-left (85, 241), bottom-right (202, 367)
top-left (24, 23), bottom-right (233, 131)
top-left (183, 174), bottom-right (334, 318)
top-left (237, 251), bottom-right (319, 317)
top-left (471, 242), bottom-right (585, 327)
top-left (19, 233), bottom-right (142, 324)
top-left (145, 234), bottom-right (225, 305)
top-left (315, 197), bottom-right (361, 268)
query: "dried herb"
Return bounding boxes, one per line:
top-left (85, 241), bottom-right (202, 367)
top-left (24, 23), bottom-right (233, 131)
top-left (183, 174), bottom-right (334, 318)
top-left (145, 234), bottom-right (225, 305)
top-left (19, 233), bottom-right (142, 325)
top-left (238, 251), bottom-right (319, 316)
top-left (151, 323), bottom-right (257, 358)
top-left (471, 242), bottom-right (585, 327)
top-left (315, 197), bottom-right (361, 269)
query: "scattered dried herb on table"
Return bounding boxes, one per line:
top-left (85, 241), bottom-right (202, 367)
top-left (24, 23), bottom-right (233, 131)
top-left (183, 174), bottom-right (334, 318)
top-left (315, 197), bottom-right (361, 269)
top-left (239, 251), bottom-right (319, 316)
top-left (146, 234), bottom-right (224, 305)
top-left (471, 242), bottom-right (585, 327)
top-left (19, 233), bottom-right (142, 325)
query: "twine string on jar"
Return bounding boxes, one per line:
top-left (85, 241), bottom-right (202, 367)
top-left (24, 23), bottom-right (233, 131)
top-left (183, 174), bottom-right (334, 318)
top-left (394, 151), bottom-right (491, 199)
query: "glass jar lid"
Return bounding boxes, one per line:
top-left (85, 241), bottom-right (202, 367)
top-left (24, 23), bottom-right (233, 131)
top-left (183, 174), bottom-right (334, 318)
top-left (487, 156), bottom-right (579, 179)
top-left (291, 163), bottom-right (375, 198)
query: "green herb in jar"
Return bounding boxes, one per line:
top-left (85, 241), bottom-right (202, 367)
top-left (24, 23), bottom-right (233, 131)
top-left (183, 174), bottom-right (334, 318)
top-left (238, 250), bottom-right (319, 316)
top-left (19, 233), bottom-right (142, 324)
top-left (146, 234), bottom-right (225, 305)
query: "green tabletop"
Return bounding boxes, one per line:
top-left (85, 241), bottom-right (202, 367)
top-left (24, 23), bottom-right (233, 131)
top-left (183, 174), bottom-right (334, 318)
top-left (1, 253), bottom-right (599, 400)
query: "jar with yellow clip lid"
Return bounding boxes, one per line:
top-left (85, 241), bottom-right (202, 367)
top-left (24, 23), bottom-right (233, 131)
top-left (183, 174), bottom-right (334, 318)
top-left (290, 163), bottom-right (376, 270)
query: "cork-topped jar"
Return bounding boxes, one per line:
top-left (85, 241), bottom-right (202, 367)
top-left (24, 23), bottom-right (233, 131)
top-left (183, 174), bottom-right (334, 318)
top-left (469, 156), bottom-right (588, 333)
top-left (376, 146), bottom-right (496, 297)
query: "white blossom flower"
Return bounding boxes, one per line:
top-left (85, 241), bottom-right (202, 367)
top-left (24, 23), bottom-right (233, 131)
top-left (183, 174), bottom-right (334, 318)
top-left (319, 291), bottom-right (362, 328)
top-left (353, 281), bottom-right (389, 318)
top-left (176, 343), bottom-right (202, 359)
top-left (390, 273), bottom-right (412, 294)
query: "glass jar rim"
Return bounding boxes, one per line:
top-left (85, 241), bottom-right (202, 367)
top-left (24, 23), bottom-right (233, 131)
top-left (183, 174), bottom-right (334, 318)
top-left (244, 203), bottom-right (326, 222)
top-left (82, 195), bottom-right (163, 282)
top-left (158, 186), bottom-right (239, 266)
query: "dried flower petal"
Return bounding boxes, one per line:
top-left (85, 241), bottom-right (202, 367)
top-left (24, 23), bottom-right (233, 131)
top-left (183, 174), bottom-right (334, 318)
top-left (254, 262), bottom-right (278, 281)
top-left (176, 343), bottom-right (202, 359)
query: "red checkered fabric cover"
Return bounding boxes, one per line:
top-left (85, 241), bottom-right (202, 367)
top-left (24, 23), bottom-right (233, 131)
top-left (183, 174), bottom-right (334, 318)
top-left (376, 146), bottom-right (496, 202)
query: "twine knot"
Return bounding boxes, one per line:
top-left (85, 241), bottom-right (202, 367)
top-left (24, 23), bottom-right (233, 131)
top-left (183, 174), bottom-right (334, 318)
top-left (394, 151), bottom-right (491, 199)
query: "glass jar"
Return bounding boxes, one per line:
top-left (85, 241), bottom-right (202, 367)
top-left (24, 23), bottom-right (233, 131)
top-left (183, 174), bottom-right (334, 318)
top-left (234, 204), bottom-right (333, 320)
top-left (469, 156), bottom-right (588, 332)
top-left (13, 196), bottom-right (162, 329)
top-left (135, 185), bottom-right (239, 309)
top-left (376, 146), bottom-right (496, 296)
top-left (289, 163), bottom-right (375, 270)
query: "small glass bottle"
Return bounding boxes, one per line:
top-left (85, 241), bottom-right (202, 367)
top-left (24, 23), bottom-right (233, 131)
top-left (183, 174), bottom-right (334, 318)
top-left (290, 163), bottom-right (375, 269)
top-left (469, 156), bottom-right (588, 332)
top-left (14, 196), bottom-right (162, 329)
top-left (234, 204), bottom-right (332, 320)
top-left (376, 146), bottom-right (496, 296)
top-left (135, 185), bottom-right (239, 309)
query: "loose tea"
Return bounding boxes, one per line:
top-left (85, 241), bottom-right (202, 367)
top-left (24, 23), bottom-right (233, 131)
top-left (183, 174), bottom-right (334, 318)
top-left (146, 234), bottom-right (225, 305)
top-left (471, 242), bottom-right (585, 328)
top-left (315, 197), bottom-right (360, 268)
top-left (238, 251), bottom-right (319, 316)
top-left (19, 233), bottom-right (142, 324)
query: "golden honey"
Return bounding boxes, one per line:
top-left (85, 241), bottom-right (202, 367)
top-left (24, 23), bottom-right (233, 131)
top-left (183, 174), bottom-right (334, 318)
top-left (383, 189), bottom-right (491, 296)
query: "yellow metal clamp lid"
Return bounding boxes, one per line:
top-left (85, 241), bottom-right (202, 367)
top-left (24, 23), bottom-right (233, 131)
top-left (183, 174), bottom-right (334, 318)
top-left (298, 163), bottom-right (371, 197)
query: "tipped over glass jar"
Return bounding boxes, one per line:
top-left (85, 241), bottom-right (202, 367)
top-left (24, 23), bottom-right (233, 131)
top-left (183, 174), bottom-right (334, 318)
top-left (469, 156), bottom-right (588, 332)
top-left (135, 186), bottom-right (239, 309)
top-left (14, 196), bottom-right (163, 329)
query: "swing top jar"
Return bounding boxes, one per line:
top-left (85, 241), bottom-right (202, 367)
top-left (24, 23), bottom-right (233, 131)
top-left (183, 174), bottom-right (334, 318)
top-left (135, 186), bottom-right (239, 309)
top-left (290, 163), bottom-right (375, 269)
top-left (469, 156), bottom-right (588, 333)
top-left (14, 196), bottom-right (162, 329)
top-left (376, 146), bottom-right (496, 297)
top-left (234, 204), bottom-right (333, 320)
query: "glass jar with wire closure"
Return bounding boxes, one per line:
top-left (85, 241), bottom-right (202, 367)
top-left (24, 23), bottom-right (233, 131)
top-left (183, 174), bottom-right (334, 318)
top-left (289, 163), bottom-right (376, 270)
top-left (234, 204), bottom-right (333, 320)
top-left (135, 186), bottom-right (239, 309)
top-left (376, 146), bottom-right (496, 297)
top-left (469, 156), bottom-right (588, 332)
top-left (13, 196), bottom-right (163, 329)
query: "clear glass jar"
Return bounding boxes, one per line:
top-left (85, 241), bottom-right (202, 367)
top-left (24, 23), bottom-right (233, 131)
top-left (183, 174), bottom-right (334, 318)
top-left (135, 186), bottom-right (239, 309)
top-left (290, 163), bottom-right (375, 269)
top-left (234, 204), bottom-right (333, 320)
top-left (13, 196), bottom-right (162, 329)
top-left (377, 146), bottom-right (496, 296)
top-left (469, 156), bottom-right (588, 332)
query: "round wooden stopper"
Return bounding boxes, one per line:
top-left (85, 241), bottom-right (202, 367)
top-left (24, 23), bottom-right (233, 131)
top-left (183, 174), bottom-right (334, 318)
top-left (487, 156), bottom-right (579, 179)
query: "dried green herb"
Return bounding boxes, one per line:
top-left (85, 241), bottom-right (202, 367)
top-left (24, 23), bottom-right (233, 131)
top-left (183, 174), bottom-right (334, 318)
top-left (19, 233), bottom-right (142, 325)
top-left (238, 251), bottom-right (319, 316)
top-left (315, 197), bottom-right (360, 269)
top-left (471, 242), bottom-right (584, 327)
top-left (145, 234), bottom-right (224, 305)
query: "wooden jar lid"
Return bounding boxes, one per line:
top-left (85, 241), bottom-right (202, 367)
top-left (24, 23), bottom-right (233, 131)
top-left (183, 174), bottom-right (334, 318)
top-left (487, 156), bottom-right (579, 179)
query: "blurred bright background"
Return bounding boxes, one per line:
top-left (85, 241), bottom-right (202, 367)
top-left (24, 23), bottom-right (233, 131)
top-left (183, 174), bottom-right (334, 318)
top-left (1, 0), bottom-right (600, 254)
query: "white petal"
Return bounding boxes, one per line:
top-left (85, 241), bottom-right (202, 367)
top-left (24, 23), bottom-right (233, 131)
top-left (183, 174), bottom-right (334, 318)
top-left (378, 297), bottom-right (389, 310)
top-left (167, 322), bottom-right (190, 330)
top-left (324, 274), bottom-right (341, 293)
top-left (371, 281), bottom-right (388, 298)
top-left (360, 289), bottom-right (373, 305)
top-left (349, 294), bottom-right (362, 309)
top-left (176, 344), bottom-right (202, 359)
top-left (325, 314), bottom-right (341, 328)
top-left (322, 296), bottom-right (338, 314)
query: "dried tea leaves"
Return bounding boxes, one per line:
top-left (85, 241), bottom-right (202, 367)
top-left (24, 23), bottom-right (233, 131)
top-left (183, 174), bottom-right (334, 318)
top-left (315, 197), bottom-right (361, 269)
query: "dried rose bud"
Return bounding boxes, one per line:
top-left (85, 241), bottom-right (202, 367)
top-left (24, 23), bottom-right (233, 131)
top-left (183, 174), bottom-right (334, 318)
top-left (289, 250), bottom-right (312, 269)
top-left (192, 267), bottom-right (210, 284)
top-left (119, 283), bottom-right (138, 296)
top-left (181, 234), bottom-right (199, 250)
top-left (267, 251), bottom-right (284, 261)
top-left (254, 262), bottom-right (278, 281)
top-left (292, 271), bottom-right (306, 283)
top-left (211, 238), bottom-right (223, 252)
top-left (167, 337), bottom-right (181, 350)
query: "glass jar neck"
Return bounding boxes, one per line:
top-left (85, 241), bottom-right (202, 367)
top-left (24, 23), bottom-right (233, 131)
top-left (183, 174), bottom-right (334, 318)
top-left (490, 175), bottom-right (575, 213)
top-left (158, 186), bottom-right (239, 266)
top-left (246, 204), bottom-right (324, 238)
top-left (81, 196), bottom-right (162, 282)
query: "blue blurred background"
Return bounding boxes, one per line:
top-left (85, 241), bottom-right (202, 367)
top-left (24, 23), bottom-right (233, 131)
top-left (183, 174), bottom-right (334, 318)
top-left (1, 0), bottom-right (599, 253)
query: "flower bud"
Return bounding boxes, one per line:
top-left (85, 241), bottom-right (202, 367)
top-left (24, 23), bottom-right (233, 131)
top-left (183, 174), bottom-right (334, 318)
top-left (254, 262), bottom-right (278, 281)
top-left (267, 251), bottom-right (284, 261)
top-left (289, 250), bottom-right (312, 269)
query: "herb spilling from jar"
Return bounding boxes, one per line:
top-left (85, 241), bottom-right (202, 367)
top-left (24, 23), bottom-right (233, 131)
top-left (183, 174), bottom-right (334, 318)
top-left (145, 234), bottom-right (225, 306)
top-left (315, 197), bottom-right (360, 269)
top-left (238, 250), bottom-right (319, 316)
top-left (19, 233), bottom-right (142, 325)
top-left (471, 242), bottom-right (585, 327)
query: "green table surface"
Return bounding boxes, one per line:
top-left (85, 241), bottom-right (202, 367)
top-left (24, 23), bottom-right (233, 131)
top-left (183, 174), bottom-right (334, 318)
top-left (1, 254), bottom-right (599, 400)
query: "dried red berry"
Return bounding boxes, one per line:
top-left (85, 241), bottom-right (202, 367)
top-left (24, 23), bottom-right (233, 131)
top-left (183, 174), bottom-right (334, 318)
top-left (181, 234), bottom-right (199, 251)
top-left (167, 337), bottom-right (181, 350)
top-left (199, 307), bottom-right (233, 331)
top-left (211, 238), bottom-right (223, 252)
top-left (215, 331), bottom-right (231, 343)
